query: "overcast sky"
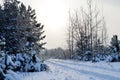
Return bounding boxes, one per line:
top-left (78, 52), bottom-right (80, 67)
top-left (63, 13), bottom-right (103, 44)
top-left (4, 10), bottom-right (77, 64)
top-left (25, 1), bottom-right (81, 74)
top-left (1, 0), bottom-right (120, 49)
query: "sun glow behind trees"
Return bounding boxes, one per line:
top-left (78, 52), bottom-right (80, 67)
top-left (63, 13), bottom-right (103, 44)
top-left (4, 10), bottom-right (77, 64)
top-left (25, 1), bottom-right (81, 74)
top-left (39, 0), bottom-right (68, 49)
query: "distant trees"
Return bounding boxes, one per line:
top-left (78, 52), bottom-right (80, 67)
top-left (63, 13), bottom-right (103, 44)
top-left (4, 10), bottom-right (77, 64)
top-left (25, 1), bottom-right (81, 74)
top-left (40, 47), bottom-right (70, 60)
top-left (67, 0), bottom-right (108, 60)
top-left (0, 0), bottom-right (46, 54)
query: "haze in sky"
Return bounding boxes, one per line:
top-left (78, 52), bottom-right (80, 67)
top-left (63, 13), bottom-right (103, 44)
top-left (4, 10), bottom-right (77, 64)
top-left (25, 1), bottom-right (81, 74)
top-left (2, 0), bottom-right (120, 49)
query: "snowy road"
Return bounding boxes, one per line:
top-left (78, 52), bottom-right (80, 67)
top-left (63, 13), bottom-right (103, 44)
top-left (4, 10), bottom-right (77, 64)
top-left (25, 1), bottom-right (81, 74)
top-left (21, 59), bottom-right (120, 80)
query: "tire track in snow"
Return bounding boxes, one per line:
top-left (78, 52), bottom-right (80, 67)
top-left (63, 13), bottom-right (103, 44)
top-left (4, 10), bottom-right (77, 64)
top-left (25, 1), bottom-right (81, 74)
top-left (50, 59), bottom-right (120, 73)
top-left (50, 60), bottom-right (120, 78)
top-left (46, 60), bottom-right (120, 80)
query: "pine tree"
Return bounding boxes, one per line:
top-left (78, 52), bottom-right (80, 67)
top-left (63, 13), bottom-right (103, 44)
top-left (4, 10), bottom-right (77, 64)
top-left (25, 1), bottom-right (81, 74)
top-left (25, 5), bottom-right (46, 53)
top-left (0, 0), bottom-right (46, 54)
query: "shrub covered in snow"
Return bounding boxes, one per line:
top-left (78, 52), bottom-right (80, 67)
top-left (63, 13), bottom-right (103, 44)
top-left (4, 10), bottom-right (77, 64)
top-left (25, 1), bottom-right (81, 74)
top-left (92, 53), bottom-right (120, 62)
top-left (73, 50), bottom-right (120, 62)
top-left (0, 50), bottom-right (49, 80)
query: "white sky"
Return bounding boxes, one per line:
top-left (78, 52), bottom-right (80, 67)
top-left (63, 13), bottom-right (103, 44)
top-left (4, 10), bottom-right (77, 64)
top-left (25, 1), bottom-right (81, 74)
top-left (1, 0), bottom-right (120, 49)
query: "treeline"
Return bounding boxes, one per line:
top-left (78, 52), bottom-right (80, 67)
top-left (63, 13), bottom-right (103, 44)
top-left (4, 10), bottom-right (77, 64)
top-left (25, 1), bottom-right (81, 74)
top-left (41, 35), bottom-right (120, 62)
top-left (40, 48), bottom-right (70, 60)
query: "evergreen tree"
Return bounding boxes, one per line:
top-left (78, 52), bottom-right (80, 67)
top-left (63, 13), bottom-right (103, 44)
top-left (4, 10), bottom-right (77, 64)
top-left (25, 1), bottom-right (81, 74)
top-left (110, 35), bottom-right (119, 53)
top-left (0, 0), bottom-right (47, 75)
top-left (0, 0), bottom-right (46, 54)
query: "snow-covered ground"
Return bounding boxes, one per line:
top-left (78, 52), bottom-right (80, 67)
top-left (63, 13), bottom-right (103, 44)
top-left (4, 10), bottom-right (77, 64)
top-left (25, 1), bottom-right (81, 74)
top-left (19, 59), bottom-right (120, 80)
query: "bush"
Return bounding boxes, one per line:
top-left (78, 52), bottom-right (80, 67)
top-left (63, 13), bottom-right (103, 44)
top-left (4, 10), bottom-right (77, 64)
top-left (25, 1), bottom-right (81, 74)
top-left (0, 50), bottom-right (49, 79)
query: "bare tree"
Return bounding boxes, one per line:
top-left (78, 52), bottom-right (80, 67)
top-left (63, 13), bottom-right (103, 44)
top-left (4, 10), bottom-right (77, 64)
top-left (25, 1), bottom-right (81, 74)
top-left (67, 11), bottom-right (75, 58)
top-left (67, 0), bottom-right (107, 59)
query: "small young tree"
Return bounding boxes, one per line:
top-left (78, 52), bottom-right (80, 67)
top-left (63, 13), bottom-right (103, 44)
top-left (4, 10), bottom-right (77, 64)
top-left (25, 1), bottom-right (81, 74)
top-left (110, 35), bottom-right (119, 53)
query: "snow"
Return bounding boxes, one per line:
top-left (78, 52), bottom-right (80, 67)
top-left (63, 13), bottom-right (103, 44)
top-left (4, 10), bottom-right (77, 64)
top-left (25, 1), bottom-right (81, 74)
top-left (30, 50), bottom-right (36, 56)
top-left (5, 70), bottom-right (23, 80)
top-left (14, 61), bottom-right (21, 67)
top-left (16, 53), bottom-right (24, 61)
top-left (19, 59), bottom-right (120, 80)
top-left (7, 55), bottom-right (15, 66)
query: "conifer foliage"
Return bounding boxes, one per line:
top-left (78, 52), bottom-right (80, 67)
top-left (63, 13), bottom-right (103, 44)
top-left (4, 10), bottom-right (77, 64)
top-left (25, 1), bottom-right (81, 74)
top-left (0, 0), bottom-right (46, 53)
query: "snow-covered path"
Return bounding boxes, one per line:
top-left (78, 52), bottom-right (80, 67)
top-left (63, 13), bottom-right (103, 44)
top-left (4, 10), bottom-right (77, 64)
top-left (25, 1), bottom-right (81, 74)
top-left (21, 59), bottom-right (120, 80)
